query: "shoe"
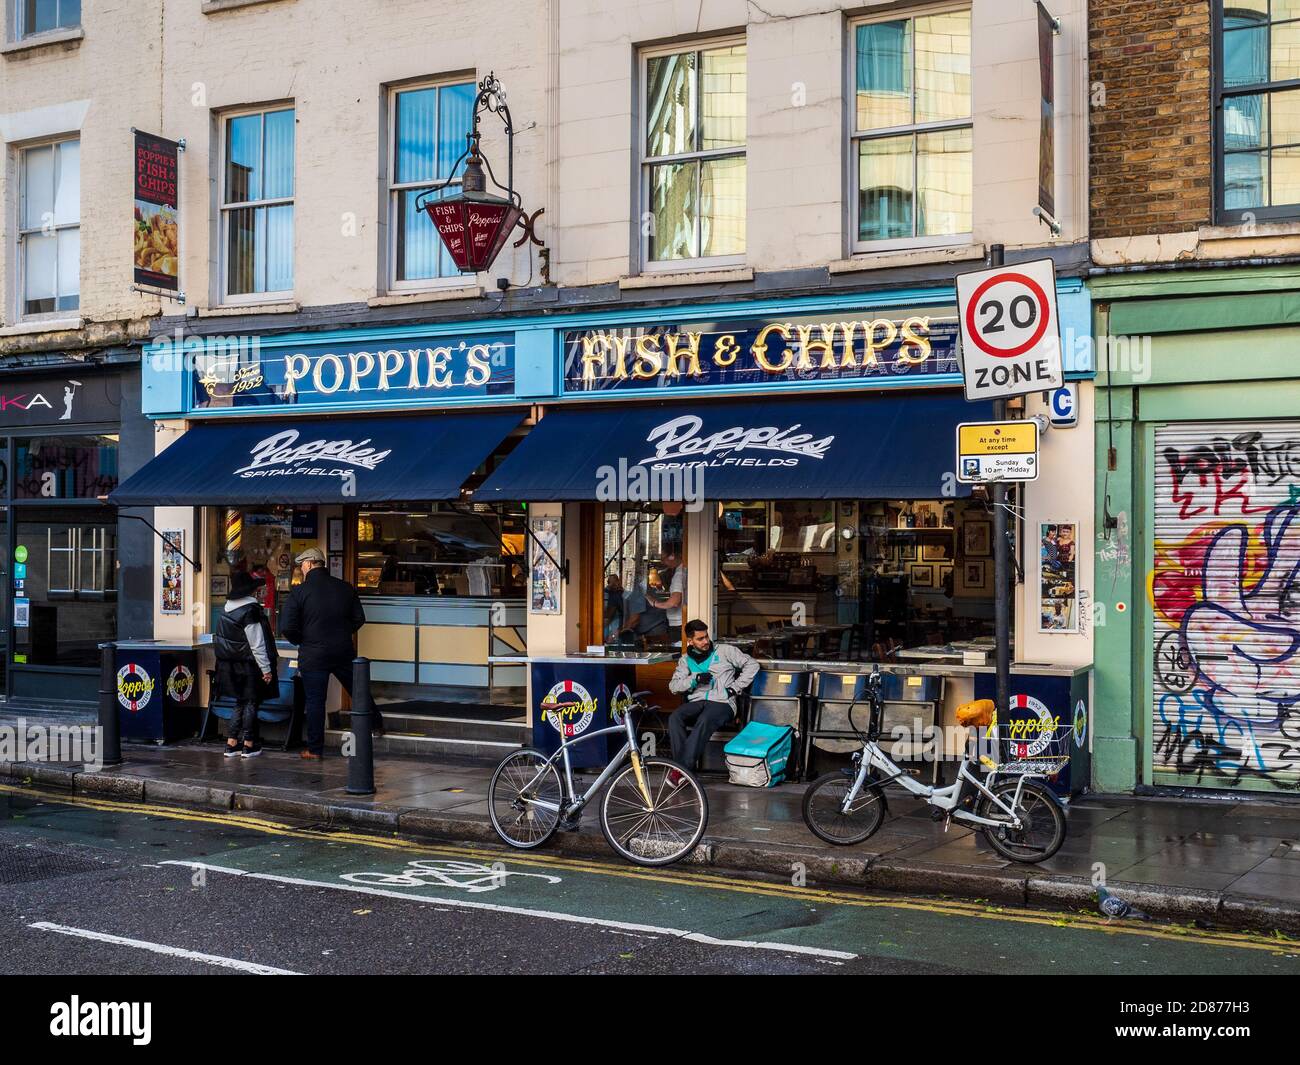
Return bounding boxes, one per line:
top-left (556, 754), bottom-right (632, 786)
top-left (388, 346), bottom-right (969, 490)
top-left (666, 768), bottom-right (687, 789)
top-left (241, 746), bottom-right (263, 759)
top-left (223, 744), bottom-right (242, 758)
top-left (300, 750), bottom-right (323, 761)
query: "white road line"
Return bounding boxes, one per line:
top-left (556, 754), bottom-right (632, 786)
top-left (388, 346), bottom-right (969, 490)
top-left (28, 922), bottom-right (301, 975)
top-left (160, 860), bottom-right (859, 962)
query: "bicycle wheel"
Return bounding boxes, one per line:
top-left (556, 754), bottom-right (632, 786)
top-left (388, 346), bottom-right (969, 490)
top-left (977, 779), bottom-right (1066, 863)
top-left (489, 748), bottom-right (564, 850)
top-left (802, 771), bottom-right (886, 846)
top-left (599, 757), bottom-right (707, 866)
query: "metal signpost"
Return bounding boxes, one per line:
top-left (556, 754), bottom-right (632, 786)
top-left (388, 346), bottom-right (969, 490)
top-left (956, 246), bottom-right (1064, 725)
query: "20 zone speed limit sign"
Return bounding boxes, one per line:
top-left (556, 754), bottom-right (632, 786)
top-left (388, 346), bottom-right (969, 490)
top-left (956, 257), bottom-right (1063, 402)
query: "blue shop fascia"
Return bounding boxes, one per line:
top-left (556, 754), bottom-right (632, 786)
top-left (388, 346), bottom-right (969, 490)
top-left (119, 274), bottom-right (1096, 789)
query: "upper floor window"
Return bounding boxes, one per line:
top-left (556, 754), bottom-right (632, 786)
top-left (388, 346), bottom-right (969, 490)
top-left (641, 40), bottom-right (746, 268)
top-left (852, 8), bottom-right (971, 248)
top-left (387, 80), bottom-right (476, 288)
top-left (18, 138), bottom-right (79, 317)
top-left (1217, 1), bottom-right (1300, 222)
top-left (16, 0), bottom-right (79, 37)
top-left (221, 106), bottom-right (294, 301)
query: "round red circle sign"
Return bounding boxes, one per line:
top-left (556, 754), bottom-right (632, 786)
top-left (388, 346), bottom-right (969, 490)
top-left (964, 271), bottom-right (1052, 359)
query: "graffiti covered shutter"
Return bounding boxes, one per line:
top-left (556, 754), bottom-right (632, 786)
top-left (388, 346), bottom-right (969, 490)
top-left (1151, 420), bottom-right (1300, 790)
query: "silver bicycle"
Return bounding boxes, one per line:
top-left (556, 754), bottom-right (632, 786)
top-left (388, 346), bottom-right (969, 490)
top-left (489, 691), bottom-right (708, 866)
top-left (802, 667), bottom-right (1067, 863)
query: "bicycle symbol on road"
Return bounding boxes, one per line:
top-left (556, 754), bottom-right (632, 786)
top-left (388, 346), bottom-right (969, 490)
top-left (340, 859), bottom-right (562, 894)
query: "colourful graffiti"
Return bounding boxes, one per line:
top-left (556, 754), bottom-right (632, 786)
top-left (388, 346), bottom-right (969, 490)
top-left (1151, 501), bottom-right (1300, 788)
top-left (1162, 432), bottom-right (1300, 521)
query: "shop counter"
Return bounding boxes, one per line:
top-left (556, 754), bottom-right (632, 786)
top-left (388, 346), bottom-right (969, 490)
top-left (113, 640), bottom-right (203, 744)
top-left (506, 653), bottom-right (674, 769)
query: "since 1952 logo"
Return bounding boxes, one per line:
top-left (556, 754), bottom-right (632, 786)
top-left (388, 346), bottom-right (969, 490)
top-left (116, 664), bottom-right (155, 713)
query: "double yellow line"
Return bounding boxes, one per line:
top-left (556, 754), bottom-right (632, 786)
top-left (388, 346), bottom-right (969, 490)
top-left (4, 781), bottom-right (1296, 955)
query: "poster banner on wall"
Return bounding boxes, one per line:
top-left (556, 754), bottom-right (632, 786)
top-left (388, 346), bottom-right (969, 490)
top-left (529, 517), bottom-right (562, 615)
top-left (160, 530), bottom-right (185, 615)
top-left (133, 130), bottom-right (181, 292)
top-left (1038, 521), bottom-right (1078, 632)
top-left (1036, 1), bottom-right (1056, 218)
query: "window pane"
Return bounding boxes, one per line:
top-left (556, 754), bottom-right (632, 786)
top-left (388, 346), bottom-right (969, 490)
top-left (395, 187), bottom-right (445, 280)
top-left (648, 160), bottom-right (699, 260)
top-left (57, 227), bottom-right (79, 308)
top-left (918, 127), bottom-right (972, 236)
top-left (1272, 144), bottom-right (1300, 204)
top-left (24, 0), bottom-right (57, 34)
top-left (22, 145), bottom-right (54, 231)
top-left (396, 87), bottom-right (438, 184)
top-left (701, 155), bottom-right (745, 256)
top-left (62, 0), bottom-right (79, 26)
top-left (1225, 93), bottom-right (1268, 149)
top-left (1272, 86), bottom-right (1300, 147)
top-left (23, 232), bottom-right (57, 313)
top-left (263, 109), bottom-right (295, 200)
top-left (53, 139), bottom-right (79, 225)
top-left (701, 45), bottom-right (746, 149)
top-left (1224, 25), bottom-right (1268, 87)
top-left (915, 11), bottom-right (971, 124)
top-left (264, 203), bottom-right (294, 291)
top-left (646, 51), bottom-right (697, 157)
top-left (438, 82), bottom-right (475, 178)
top-left (856, 20), bottom-right (912, 130)
top-left (858, 135), bottom-right (913, 241)
top-left (226, 206), bottom-right (256, 294)
top-left (226, 114), bottom-right (262, 204)
top-left (1273, 18), bottom-right (1300, 82)
top-left (1225, 150), bottom-right (1267, 208)
top-left (14, 437), bottom-right (119, 500)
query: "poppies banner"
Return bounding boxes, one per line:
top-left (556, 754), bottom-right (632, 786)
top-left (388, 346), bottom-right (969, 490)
top-left (133, 131), bottom-right (180, 291)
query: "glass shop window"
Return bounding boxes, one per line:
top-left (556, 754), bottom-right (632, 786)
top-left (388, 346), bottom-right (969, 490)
top-left (602, 502), bottom-right (686, 649)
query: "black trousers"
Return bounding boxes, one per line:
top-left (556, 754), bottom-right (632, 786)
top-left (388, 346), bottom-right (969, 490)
top-left (301, 663), bottom-right (385, 755)
top-left (218, 660), bottom-right (262, 744)
top-left (668, 699), bottom-right (734, 771)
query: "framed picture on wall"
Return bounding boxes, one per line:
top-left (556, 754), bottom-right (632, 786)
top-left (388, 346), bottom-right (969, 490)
top-left (958, 560), bottom-right (989, 594)
top-left (1039, 521), bottom-right (1080, 633)
top-left (328, 517), bottom-right (344, 553)
top-left (529, 516), bottom-right (563, 615)
top-left (910, 563), bottom-right (936, 588)
top-left (160, 530), bottom-right (185, 615)
top-left (900, 540), bottom-right (918, 562)
top-left (962, 521), bottom-right (992, 557)
top-left (921, 542), bottom-right (950, 561)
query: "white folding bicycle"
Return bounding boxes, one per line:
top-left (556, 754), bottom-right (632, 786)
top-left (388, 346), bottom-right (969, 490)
top-left (802, 667), bottom-right (1067, 863)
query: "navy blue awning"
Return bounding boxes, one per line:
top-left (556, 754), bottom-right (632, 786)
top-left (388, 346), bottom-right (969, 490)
top-left (477, 394), bottom-right (991, 501)
top-left (110, 412), bottom-right (523, 506)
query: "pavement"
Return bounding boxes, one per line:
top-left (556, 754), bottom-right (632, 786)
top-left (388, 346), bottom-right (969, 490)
top-left (3, 742), bottom-right (1300, 936)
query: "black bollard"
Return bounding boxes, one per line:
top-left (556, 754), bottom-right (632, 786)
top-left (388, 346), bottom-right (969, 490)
top-left (346, 656), bottom-right (376, 795)
top-left (97, 642), bottom-right (123, 766)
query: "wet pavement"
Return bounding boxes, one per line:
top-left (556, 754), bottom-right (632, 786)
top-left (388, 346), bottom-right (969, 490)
top-left (2, 786), bottom-right (1298, 975)
top-left (4, 742), bottom-right (1300, 928)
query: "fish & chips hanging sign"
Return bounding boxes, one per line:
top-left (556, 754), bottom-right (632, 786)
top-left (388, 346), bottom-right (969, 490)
top-left (563, 310), bottom-right (959, 394)
top-left (133, 131), bottom-right (180, 293)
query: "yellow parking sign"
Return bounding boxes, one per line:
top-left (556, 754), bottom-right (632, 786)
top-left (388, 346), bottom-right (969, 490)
top-left (956, 420), bottom-right (1039, 483)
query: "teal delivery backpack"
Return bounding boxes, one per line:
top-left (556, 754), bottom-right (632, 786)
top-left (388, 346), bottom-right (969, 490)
top-left (723, 721), bottom-right (795, 788)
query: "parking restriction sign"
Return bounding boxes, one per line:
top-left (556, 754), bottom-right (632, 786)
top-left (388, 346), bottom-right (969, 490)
top-left (956, 257), bottom-right (1063, 401)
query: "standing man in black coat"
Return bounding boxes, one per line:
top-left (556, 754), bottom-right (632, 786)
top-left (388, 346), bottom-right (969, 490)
top-left (281, 547), bottom-right (382, 759)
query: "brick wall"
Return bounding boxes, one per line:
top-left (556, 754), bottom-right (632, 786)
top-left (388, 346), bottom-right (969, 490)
top-left (1089, 0), bottom-right (1211, 238)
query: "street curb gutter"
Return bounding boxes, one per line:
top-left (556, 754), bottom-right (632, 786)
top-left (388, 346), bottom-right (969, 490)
top-left (4, 763), bottom-right (1299, 937)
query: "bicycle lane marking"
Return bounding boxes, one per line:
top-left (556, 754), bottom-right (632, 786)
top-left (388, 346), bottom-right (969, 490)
top-left (157, 860), bottom-right (860, 962)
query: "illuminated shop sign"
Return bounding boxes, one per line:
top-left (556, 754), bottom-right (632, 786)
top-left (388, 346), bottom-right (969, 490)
top-left (563, 310), bottom-right (959, 394)
top-left (186, 332), bottom-right (516, 409)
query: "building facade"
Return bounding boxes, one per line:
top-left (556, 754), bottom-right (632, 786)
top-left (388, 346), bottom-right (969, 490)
top-left (1090, 0), bottom-right (1300, 794)
top-left (12, 1), bottom-right (1099, 776)
top-left (0, 1), bottom-right (158, 705)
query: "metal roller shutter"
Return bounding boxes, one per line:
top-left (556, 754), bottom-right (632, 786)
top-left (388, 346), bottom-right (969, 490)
top-left (1151, 420), bottom-right (1300, 790)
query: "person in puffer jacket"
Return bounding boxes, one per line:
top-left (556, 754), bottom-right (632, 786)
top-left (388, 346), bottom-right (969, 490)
top-left (667, 619), bottom-right (759, 774)
top-left (213, 569), bottom-right (278, 758)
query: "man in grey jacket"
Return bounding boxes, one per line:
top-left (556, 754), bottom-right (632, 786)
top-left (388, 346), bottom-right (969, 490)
top-left (667, 619), bottom-right (759, 773)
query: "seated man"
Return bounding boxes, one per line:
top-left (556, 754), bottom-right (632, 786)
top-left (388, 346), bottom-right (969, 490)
top-left (667, 619), bottom-right (759, 776)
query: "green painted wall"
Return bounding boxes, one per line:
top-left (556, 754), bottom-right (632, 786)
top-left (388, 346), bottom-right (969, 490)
top-left (1091, 268), bottom-right (1300, 794)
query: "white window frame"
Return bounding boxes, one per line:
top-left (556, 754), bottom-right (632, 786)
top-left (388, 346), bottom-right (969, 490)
top-left (218, 103), bottom-right (295, 306)
top-left (386, 76), bottom-right (476, 293)
top-left (13, 0), bottom-right (80, 40)
top-left (848, 4), bottom-right (973, 254)
top-left (16, 135), bottom-right (79, 322)
top-left (638, 35), bottom-right (747, 274)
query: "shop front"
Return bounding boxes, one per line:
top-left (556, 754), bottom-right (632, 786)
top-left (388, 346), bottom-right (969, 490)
top-left (1092, 266), bottom-right (1300, 795)
top-left (0, 363), bottom-right (152, 708)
